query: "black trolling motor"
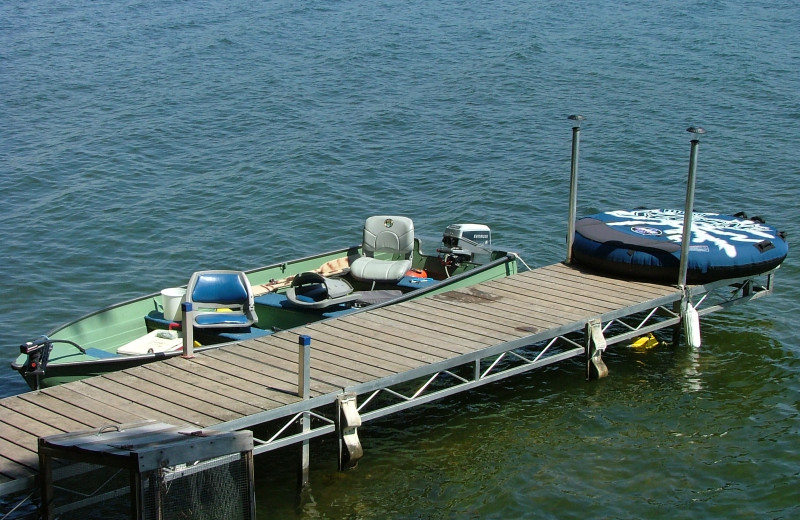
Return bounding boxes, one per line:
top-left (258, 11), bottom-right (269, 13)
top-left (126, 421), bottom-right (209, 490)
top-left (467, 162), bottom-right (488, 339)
top-left (18, 336), bottom-right (86, 390)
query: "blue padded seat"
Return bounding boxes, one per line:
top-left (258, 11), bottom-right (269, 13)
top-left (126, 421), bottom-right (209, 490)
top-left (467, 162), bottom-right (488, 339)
top-left (195, 313), bottom-right (251, 327)
top-left (185, 270), bottom-right (256, 329)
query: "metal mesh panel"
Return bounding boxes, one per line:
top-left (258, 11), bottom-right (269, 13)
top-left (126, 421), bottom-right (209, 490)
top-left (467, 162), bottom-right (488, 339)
top-left (48, 460), bottom-right (131, 520)
top-left (142, 453), bottom-right (252, 520)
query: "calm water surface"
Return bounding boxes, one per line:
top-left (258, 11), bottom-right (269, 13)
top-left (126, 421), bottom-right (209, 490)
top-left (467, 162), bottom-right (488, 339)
top-left (2, 0), bottom-right (798, 518)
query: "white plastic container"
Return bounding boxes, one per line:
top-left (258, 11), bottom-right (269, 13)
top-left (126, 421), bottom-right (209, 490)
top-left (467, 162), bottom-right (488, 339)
top-left (161, 287), bottom-right (187, 322)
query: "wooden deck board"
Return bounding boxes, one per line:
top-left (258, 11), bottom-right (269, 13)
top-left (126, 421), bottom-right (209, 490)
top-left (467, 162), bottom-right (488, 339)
top-left (271, 332), bottom-right (389, 384)
top-left (331, 313), bottom-right (470, 358)
top-left (0, 441), bottom-right (37, 477)
top-left (67, 379), bottom-right (189, 425)
top-left (196, 346), bottom-right (313, 395)
top-left (482, 280), bottom-right (621, 320)
top-left (496, 275), bottom-right (647, 312)
top-left (422, 291), bottom-right (570, 327)
top-left (367, 308), bottom-right (495, 352)
top-left (287, 330), bottom-right (417, 375)
top-left (395, 301), bottom-right (529, 343)
top-left (415, 296), bottom-right (566, 334)
top-left (84, 373), bottom-right (217, 425)
top-left (103, 369), bottom-right (241, 423)
top-left (143, 362), bottom-right (267, 417)
top-left (0, 397), bottom-right (92, 433)
top-left (311, 319), bottom-right (449, 365)
top-left (159, 357), bottom-right (293, 409)
top-left (39, 385), bottom-right (148, 424)
top-left (249, 334), bottom-right (379, 387)
top-left (303, 321), bottom-right (432, 369)
top-left (15, 391), bottom-right (122, 427)
top-left (0, 413), bottom-right (62, 448)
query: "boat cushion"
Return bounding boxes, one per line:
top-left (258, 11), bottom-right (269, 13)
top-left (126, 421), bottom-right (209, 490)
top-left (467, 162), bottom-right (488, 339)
top-left (350, 215), bottom-right (414, 282)
top-left (350, 257), bottom-right (413, 283)
top-left (195, 313), bottom-right (252, 326)
top-left (190, 273), bottom-right (249, 304)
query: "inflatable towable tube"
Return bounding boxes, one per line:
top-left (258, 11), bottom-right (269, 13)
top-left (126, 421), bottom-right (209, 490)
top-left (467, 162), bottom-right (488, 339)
top-left (571, 209), bottom-right (788, 284)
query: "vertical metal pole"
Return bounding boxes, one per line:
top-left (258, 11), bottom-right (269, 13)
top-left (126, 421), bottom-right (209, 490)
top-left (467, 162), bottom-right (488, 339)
top-left (181, 302), bottom-right (194, 358)
top-left (298, 335), bottom-right (311, 489)
top-left (566, 115), bottom-right (585, 264)
top-left (677, 127), bottom-right (706, 287)
top-left (298, 335), bottom-right (311, 398)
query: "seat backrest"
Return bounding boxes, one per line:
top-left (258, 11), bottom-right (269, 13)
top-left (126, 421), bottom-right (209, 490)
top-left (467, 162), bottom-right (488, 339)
top-left (185, 270), bottom-right (256, 326)
top-left (361, 216), bottom-right (414, 259)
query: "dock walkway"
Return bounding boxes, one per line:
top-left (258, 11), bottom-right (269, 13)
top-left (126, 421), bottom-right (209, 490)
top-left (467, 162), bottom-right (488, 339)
top-left (0, 262), bottom-right (772, 498)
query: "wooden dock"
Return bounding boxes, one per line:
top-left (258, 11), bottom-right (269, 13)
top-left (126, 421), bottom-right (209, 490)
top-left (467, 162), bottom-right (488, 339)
top-left (0, 262), bottom-right (774, 501)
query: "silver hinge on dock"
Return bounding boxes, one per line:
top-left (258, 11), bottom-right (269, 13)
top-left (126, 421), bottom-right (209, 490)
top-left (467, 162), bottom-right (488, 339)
top-left (586, 319), bottom-right (609, 380)
top-left (336, 392), bottom-right (363, 470)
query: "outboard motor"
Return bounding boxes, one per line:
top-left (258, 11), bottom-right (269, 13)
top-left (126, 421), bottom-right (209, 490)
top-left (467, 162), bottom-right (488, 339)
top-left (17, 336), bottom-right (87, 390)
top-left (19, 337), bottom-right (54, 390)
top-left (438, 223), bottom-right (493, 266)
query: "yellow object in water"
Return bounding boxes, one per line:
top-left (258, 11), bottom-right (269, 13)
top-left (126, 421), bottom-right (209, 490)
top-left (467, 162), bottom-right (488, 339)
top-left (631, 333), bottom-right (659, 349)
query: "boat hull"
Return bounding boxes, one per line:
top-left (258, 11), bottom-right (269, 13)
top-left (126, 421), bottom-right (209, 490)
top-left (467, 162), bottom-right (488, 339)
top-left (12, 242), bottom-right (517, 389)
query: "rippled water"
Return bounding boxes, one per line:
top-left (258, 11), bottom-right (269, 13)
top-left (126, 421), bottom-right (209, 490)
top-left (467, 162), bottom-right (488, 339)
top-left (2, 0), bottom-right (799, 518)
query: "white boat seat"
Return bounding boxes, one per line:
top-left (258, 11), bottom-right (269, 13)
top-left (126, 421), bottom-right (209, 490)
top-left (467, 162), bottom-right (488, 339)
top-left (184, 270), bottom-right (256, 329)
top-left (350, 216), bottom-right (414, 283)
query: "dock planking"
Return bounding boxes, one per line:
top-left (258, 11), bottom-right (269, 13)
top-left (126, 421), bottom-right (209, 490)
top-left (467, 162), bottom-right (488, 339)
top-left (0, 262), bottom-right (719, 496)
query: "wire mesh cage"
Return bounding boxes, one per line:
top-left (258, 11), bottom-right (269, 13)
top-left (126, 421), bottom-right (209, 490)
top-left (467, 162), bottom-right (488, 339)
top-left (38, 421), bottom-right (254, 520)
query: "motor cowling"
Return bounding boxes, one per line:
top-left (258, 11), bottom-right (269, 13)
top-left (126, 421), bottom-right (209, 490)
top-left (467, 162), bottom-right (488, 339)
top-left (438, 224), bottom-right (493, 266)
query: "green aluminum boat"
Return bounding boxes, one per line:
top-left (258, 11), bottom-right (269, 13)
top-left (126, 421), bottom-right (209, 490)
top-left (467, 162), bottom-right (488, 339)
top-left (12, 217), bottom-right (518, 390)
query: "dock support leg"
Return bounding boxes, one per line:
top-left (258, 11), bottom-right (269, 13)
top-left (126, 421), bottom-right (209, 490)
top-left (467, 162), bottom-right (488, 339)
top-left (297, 336), bottom-right (311, 489)
top-left (672, 300), bottom-right (683, 346)
top-left (586, 319), bottom-right (608, 380)
top-left (298, 412), bottom-right (310, 489)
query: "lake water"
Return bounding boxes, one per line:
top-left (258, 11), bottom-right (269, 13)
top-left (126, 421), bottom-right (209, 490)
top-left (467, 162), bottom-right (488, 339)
top-left (2, 0), bottom-right (798, 518)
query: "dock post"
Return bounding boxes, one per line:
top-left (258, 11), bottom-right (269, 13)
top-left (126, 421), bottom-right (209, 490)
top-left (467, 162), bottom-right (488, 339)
top-left (677, 127), bottom-right (705, 288)
top-left (676, 127), bottom-right (705, 348)
top-left (566, 114), bottom-right (585, 264)
top-left (181, 302), bottom-right (194, 358)
top-left (585, 319), bottom-right (608, 380)
top-left (298, 335), bottom-right (311, 489)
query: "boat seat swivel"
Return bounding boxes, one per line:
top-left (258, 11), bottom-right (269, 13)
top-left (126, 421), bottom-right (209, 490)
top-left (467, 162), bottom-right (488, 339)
top-left (350, 215), bottom-right (414, 283)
